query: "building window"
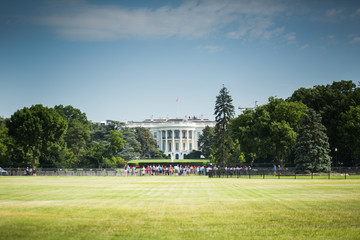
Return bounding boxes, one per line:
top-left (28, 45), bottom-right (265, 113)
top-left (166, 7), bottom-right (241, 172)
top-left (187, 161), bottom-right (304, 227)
top-left (168, 142), bottom-right (172, 151)
top-left (154, 132), bottom-right (157, 138)
top-left (189, 131), bottom-right (192, 138)
top-left (176, 143), bottom-right (179, 151)
top-left (183, 143), bottom-right (186, 150)
top-left (197, 132), bottom-right (200, 138)
top-left (163, 142), bottom-right (166, 151)
top-left (190, 143), bottom-right (192, 151)
top-left (175, 131), bottom-right (179, 138)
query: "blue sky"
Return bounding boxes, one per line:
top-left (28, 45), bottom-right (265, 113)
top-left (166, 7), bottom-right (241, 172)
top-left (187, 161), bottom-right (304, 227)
top-left (1, 0), bottom-right (359, 122)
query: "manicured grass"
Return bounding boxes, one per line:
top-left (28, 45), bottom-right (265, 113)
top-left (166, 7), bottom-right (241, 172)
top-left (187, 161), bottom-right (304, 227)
top-left (0, 176), bottom-right (359, 240)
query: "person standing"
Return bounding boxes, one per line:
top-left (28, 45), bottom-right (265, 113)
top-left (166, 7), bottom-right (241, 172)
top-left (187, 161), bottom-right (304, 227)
top-left (273, 165), bottom-right (277, 176)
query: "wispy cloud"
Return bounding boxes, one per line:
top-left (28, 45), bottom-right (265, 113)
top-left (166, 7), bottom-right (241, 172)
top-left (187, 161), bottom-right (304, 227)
top-left (33, 0), bottom-right (292, 42)
top-left (284, 32), bottom-right (296, 44)
top-left (197, 45), bottom-right (223, 53)
top-left (326, 8), bottom-right (343, 17)
top-left (300, 44), bottom-right (308, 50)
top-left (350, 35), bottom-right (360, 44)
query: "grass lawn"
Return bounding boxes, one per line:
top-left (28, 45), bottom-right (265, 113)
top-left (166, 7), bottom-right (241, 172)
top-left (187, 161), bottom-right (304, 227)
top-left (0, 176), bottom-right (359, 240)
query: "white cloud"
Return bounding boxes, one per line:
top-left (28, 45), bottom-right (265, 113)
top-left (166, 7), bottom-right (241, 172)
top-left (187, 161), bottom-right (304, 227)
top-left (197, 45), bottom-right (223, 53)
top-left (350, 36), bottom-right (360, 44)
top-left (35, 0), bottom-right (291, 42)
top-left (300, 44), bottom-right (308, 50)
top-left (284, 32), bottom-right (296, 44)
top-left (326, 8), bottom-right (343, 17)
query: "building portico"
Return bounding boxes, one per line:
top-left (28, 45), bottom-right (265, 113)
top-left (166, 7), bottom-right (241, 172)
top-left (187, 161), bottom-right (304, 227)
top-left (126, 117), bottom-right (215, 159)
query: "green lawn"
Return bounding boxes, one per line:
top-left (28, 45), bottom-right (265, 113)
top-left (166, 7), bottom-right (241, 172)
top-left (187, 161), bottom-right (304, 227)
top-left (0, 176), bottom-right (359, 240)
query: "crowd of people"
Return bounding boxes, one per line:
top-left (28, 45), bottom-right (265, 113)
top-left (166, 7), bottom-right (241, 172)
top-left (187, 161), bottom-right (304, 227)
top-left (123, 165), bottom-right (210, 176)
top-left (25, 167), bottom-right (36, 176)
top-left (123, 165), bottom-right (256, 176)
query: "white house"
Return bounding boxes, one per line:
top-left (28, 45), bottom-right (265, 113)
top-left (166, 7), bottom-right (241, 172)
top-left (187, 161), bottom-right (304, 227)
top-left (126, 116), bottom-right (216, 160)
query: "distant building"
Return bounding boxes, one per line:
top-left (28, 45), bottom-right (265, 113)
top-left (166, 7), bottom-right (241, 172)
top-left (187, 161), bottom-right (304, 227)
top-left (92, 120), bottom-right (108, 126)
top-left (126, 116), bottom-right (216, 160)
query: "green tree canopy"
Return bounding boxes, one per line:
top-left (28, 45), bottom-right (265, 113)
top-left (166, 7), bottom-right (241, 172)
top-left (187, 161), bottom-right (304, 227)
top-left (134, 127), bottom-right (165, 158)
top-left (54, 105), bottom-right (90, 126)
top-left (289, 80), bottom-right (360, 166)
top-left (117, 127), bottom-right (141, 161)
top-left (338, 106), bottom-right (360, 166)
top-left (230, 98), bottom-right (307, 167)
top-left (54, 105), bottom-right (91, 167)
top-left (6, 105), bottom-right (67, 169)
top-left (198, 126), bottom-right (215, 159)
top-left (0, 117), bottom-right (10, 166)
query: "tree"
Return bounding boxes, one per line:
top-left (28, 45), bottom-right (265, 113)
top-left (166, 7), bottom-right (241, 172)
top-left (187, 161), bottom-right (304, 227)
top-left (6, 105), bottom-right (67, 169)
top-left (213, 85), bottom-right (235, 166)
top-left (268, 120), bottom-right (297, 167)
top-left (230, 98), bottom-right (307, 167)
top-left (228, 139), bottom-right (245, 166)
top-left (289, 80), bottom-right (360, 166)
top-left (294, 109), bottom-right (332, 173)
top-left (107, 130), bottom-right (125, 156)
top-left (117, 127), bottom-right (141, 161)
top-left (338, 106), bottom-right (360, 166)
top-left (54, 105), bottom-right (90, 166)
top-left (198, 126), bottom-right (215, 159)
top-left (134, 127), bottom-right (165, 158)
top-left (0, 117), bottom-right (10, 166)
top-left (54, 105), bottom-right (89, 125)
top-left (65, 120), bottom-right (90, 156)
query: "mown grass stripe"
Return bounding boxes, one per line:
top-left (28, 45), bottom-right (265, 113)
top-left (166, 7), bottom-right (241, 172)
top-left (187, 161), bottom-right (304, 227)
top-left (0, 176), bottom-right (359, 240)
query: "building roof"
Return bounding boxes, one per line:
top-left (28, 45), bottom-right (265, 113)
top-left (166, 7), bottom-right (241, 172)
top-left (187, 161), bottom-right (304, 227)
top-left (128, 117), bottom-right (215, 124)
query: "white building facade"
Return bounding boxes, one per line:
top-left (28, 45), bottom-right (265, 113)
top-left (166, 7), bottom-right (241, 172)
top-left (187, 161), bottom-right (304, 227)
top-left (126, 117), bottom-right (216, 160)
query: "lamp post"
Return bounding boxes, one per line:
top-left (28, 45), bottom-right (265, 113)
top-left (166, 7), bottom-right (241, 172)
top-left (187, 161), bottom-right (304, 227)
top-left (334, 148), bottom-right (338, 168)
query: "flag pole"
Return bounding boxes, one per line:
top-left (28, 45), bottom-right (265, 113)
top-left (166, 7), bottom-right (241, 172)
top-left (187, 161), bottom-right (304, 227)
top-left (176, 97), bottom-right (179, 119)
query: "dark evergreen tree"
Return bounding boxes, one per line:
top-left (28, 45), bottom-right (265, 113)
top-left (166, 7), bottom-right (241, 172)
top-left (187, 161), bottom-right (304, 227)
top-left (213, 85), bottom-right (235, 166)
top-left (294, 109), bottom-right (332, 173)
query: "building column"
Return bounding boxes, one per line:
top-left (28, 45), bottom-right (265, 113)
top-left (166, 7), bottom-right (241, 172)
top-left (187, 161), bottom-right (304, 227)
top-left (161, 131), bottom-right (164, 152)
top-left (165, 130), bottom-right (168, 153)
top-left (186, 130), bottom-right (189, 152)
top-left (180, 130), bottom-right (183, 152)
top-left (191, 130), bottom-right (195, 151)
top-left (172, 130), bottom-right (175, 156)
top-left (193, 130), bottom-right (197, 150)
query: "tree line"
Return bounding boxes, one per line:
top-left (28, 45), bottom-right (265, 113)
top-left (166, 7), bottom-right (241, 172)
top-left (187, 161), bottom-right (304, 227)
top-left (199, 80), bottom-right (360, 172)
top-left (1, 80), bottom-right (359, 171)
top-left (0, 105), bottom-right (167, 169)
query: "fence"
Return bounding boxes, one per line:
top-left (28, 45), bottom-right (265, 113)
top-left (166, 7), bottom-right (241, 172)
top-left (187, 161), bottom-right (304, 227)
top-left (2, 167), bottom-right (208, 177)
top-left (2, 167), bottom-right (360, 179)
top-left (207, 167), bottom-right (360, 179)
